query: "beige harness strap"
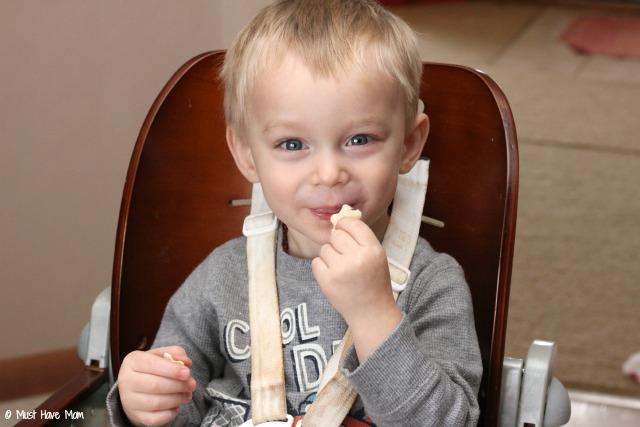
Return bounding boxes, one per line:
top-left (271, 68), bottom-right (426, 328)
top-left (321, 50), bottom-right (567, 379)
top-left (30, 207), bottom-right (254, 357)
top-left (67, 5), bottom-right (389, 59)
top-left (301, 330), bottom-right (355, 427)
top-left (243, 184), bottom-right (288, 424)
top-left (384, 159), bottom-right (430, 299)
top-left (243, 160), bottom-right (429, 426)
top-left (303, 159), bottom-right (430, 426)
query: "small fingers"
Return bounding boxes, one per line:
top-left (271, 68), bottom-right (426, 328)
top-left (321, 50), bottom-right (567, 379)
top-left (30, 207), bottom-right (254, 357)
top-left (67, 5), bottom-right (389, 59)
top-left (120, 347), bottom-right (196, 427)
top-left (130, 351), bottom-right (191, 381)
top-left (125, 386), bottom-right (193, 411)
top-left (120, 374), bottom-right (195, 426)
top-left (332, 217), bottom-right (378, 246)
top-left (149, 346), bottom-right (193, 367)
top-left (328, 228), bottom-right (356, 254)
top-left (124, 370), bottom-right (196, 395)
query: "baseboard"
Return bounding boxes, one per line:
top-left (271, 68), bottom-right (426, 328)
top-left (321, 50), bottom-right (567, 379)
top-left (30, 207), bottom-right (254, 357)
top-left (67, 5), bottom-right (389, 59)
top-left (0, 348), bottom-right (85, 402)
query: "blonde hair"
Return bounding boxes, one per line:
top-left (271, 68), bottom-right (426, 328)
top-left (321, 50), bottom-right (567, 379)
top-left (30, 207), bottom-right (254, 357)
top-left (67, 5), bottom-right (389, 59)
top-left (220, 0), bottom-right (423, 130)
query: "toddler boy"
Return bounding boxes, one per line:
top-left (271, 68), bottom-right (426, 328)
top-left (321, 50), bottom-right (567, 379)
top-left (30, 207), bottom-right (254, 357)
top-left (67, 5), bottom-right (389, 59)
top-left (108, 1), bottom-right (482, 426)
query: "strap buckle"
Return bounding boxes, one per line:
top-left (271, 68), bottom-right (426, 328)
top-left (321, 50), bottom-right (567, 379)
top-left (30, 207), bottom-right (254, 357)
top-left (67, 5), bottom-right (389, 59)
top-left (388, 258), bottom-right (411, 293)
top-left (243, 211), bottom-right (278, 237)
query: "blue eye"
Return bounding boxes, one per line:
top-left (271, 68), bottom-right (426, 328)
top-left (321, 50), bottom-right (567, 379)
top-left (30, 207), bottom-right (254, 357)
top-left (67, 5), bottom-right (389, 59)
top-left (347, 134), bottom-right (370, 146)
top-left (280, 139), bottom-right (305, 151)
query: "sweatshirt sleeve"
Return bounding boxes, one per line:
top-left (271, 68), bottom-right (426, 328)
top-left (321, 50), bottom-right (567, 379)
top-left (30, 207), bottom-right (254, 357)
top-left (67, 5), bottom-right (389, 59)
top-left (340, 251), bottom-right (482, 427)
top-left (106, 248), bottom-right (230, 427)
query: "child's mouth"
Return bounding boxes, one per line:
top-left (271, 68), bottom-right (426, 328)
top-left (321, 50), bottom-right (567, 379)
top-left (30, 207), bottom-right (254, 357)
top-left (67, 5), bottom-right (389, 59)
top-left (310, 206), bottom-right (343, 222)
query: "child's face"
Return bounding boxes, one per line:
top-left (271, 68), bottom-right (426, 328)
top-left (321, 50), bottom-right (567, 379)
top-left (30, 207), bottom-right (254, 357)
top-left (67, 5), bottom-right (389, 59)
top-left (228, 53), bottom-right (427, 258)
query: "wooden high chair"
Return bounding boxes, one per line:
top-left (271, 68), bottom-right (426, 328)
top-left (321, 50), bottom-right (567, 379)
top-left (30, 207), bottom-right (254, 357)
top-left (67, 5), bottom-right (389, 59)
top-left (20, 50), bottom-right (540, 427)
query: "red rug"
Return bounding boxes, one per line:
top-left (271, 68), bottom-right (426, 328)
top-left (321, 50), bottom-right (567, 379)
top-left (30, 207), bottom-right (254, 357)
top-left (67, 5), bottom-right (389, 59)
top-left (561, 15), bottom-right (640, 60)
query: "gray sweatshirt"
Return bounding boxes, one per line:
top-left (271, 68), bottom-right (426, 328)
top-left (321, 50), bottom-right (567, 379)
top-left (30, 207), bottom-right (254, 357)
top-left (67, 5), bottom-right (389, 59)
top-left (107, 231), bottom-right (482, 426)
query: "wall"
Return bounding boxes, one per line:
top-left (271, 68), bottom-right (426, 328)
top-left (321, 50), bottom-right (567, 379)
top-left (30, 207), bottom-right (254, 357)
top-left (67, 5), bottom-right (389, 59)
top-left (0, 0), bottom-right (270, 361)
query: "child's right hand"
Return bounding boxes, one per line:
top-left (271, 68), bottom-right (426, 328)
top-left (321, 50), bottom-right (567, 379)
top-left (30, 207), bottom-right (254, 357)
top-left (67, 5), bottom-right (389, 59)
top-left (118, 346), bottom-right (196, 426)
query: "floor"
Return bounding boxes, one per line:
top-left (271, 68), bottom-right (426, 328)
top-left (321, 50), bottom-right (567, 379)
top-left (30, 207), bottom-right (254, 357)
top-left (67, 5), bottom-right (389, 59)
top-left (567, 390), bottom-right (640, 427)
top-left (1, 1), bottom-right (639, 426)
top-left (392, 0), bottom-right (640, 425)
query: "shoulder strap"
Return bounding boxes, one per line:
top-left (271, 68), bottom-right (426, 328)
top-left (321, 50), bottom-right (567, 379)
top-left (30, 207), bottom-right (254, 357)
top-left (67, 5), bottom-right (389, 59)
top-left (384, 159), bottom-right (430, 299)
top-left (243, 184), bottom-right (288, 424)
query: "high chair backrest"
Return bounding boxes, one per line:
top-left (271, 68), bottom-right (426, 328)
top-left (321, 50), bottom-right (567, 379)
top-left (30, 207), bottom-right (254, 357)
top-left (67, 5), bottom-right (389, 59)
top-left (111, 50), bottom-right (518, 427)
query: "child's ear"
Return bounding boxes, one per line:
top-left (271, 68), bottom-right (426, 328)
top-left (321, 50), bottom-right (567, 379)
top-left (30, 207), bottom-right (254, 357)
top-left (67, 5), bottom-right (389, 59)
top-left (399, 112), bottom-right (430, 174)
top-left (226, 126), bottom-right (260, 183)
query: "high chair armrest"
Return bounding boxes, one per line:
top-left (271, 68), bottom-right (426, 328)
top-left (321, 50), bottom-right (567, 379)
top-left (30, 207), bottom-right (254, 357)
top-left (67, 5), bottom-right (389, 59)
top-left (14, 287), bottom-right (113, 426)
top-left (14, 367), bottom-right (107, 427)
top-left (499, 340), bottom-right (571, 427)
top-left (77, 287), bottom-right (111, 369)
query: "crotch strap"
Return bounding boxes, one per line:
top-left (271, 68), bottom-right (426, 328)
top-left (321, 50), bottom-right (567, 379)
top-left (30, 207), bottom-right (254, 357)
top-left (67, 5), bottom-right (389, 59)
top-left (243, 159), bottom-right (429, 426)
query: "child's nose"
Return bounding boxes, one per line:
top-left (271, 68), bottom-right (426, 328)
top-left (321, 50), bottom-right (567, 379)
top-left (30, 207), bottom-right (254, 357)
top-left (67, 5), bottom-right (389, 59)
top-left (311, 151), bottom-right (348, 187)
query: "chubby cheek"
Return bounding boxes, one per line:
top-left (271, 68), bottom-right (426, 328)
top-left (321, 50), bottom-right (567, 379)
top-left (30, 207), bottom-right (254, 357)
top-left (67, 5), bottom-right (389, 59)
top-left (371, 164), bottom-right (399, 201)
top-left (358, 176), bottom-right (397, 230)
top-left (259, 172), bottom-right (300, 216)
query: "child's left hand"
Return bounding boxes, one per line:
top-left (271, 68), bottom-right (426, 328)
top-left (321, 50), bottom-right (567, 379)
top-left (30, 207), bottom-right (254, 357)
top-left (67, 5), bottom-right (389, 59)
top-left (312, 216), bottom-right (403, 360)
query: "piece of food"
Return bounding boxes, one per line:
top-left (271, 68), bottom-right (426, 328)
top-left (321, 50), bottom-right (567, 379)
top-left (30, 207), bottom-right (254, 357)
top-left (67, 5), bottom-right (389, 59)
top-left (330, 204), bottom-right (362, 232)
top-left (163, 352), bottom-right (185, 365)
